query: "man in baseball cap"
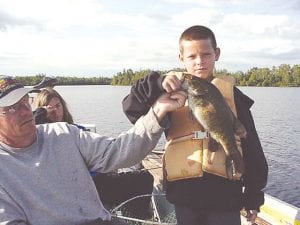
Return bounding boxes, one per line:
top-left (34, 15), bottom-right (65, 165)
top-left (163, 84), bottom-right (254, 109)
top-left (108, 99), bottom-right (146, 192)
top-left (0, 73), bottom-right (187, 225)
top-left (0, 75), bottom-right (36, 107)
top-left (0, 75), bottom-right (37, 149)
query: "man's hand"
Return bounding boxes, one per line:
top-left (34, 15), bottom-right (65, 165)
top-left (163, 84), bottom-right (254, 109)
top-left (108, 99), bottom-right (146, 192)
top-left (43, 105), bottom-right (57, 115)
top-left (245, 210), bottom-right (258, 223)
top-left (152, 90), bottom-right (187, 121)
top-left (162, 75), bottom-right (182, 93)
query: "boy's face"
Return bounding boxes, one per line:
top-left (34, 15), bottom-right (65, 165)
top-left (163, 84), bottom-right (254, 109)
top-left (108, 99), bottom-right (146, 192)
top-left (179, 39), bottom-right (220, 80)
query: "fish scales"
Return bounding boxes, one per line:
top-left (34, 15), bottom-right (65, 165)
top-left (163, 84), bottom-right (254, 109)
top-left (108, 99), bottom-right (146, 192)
top-left (182, 73), bottom-right (245, 179)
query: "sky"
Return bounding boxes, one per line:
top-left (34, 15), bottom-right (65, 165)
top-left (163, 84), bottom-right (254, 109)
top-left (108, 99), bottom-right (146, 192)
top-left (0, 0), bottom-right (299, 77)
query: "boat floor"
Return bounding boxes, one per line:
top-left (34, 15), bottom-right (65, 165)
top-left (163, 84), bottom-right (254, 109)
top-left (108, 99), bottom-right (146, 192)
top-left (141, 152), bottom-right (271, 225)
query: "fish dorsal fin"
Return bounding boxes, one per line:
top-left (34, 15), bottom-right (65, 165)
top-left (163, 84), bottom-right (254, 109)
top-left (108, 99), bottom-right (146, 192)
top-left (186, 100), bottom-right (195, 121)
top-left (208, 136), bottom-right (219, 152)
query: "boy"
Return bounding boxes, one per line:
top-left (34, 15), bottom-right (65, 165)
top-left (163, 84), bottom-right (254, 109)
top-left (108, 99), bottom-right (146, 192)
top-left (122, 25), bottom-right (268, 225)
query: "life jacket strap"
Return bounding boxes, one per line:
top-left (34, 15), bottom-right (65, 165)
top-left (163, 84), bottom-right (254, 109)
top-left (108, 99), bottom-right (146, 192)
top-left (167, 130), bottom-right (208, 145)
top-left (192, 131), bottom-right (208, 139)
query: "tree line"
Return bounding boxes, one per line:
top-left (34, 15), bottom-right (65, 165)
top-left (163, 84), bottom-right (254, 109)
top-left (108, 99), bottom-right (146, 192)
top-left (15, 74), bottom-right (112, 86)
top-left (111, 64), bottom-right (300, 87)
top-left (11, 64), bottom-right (300, 87)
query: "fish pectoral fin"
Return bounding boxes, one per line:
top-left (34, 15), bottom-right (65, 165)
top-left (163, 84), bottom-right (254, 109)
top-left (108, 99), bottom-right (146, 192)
top-left (188, 108), bottom-right (195, 121)
top-left (233, 117), bottom-right (247, 139)
top-left (193, 88), bottom-right (208, 96)
top-left (208, 136), bottom-right (219, 152)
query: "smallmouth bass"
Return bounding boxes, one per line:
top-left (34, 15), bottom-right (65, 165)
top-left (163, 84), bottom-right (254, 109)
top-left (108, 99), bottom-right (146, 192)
top-left (182, 73), bottom-right (246, 179)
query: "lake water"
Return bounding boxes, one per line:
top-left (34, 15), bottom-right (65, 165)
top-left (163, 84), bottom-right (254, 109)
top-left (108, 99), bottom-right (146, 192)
top-left (52, 85), bottom-right (300, 208)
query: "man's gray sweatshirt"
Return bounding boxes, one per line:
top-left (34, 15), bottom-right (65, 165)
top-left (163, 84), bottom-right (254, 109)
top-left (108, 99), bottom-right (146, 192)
top-left (0, 108), bottom-right (165, 225)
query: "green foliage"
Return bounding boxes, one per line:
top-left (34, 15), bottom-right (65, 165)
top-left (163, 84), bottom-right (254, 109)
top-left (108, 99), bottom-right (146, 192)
top-left (8, 64), bottom-right (300, 87)
top-left (111, 69), bottom-right (155, 86)
top-left (112, 64), bottom-right (300, 87)
top-left (15, 75), bottom-right (112, 86)
top-left (215, 64), bottom-right (300, 87)
top-left (56, 76), bottom-right (112, 85)
top-left (111, 68), bottom-right (187, 86)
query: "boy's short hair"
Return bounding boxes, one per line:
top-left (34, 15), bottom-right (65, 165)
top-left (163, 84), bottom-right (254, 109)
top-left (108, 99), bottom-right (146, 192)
top-left (179, 25), bottom-right (217, 53)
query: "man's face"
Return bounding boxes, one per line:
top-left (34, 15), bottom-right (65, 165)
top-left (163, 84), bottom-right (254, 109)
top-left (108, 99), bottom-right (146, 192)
top-left (179, 39), bottom-right (220, 80)
top-left (0, 95), bottom-right (36, 144)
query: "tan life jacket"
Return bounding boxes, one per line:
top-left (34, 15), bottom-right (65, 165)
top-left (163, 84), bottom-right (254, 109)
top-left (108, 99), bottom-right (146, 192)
top-left (163, 75), bottom-right (243, 181)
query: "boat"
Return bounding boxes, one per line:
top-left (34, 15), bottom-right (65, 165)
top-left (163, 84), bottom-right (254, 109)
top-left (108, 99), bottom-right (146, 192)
top-left (97, 150), bottom-right (300, 225)
top-left (83, 124), bottom-right (300, 225)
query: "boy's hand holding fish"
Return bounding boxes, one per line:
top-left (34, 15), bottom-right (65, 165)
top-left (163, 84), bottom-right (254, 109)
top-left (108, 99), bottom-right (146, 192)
top-left (162, 73), bottom-right (182, 93)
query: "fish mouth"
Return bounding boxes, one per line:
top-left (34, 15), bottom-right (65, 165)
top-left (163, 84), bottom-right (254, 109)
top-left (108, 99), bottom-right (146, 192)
top-left (181, 73), bottom-right (191, 90)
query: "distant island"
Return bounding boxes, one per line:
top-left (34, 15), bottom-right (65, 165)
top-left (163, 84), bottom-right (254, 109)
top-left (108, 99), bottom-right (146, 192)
top-left (14, 64), bottom-right (300, 87)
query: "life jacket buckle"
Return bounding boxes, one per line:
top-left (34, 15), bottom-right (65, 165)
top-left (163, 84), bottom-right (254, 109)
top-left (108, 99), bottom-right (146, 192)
top-left (192, 131), bottom-right (208, 139)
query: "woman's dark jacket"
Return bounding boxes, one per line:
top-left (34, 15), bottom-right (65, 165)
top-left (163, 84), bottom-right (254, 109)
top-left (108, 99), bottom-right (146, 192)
top-left (122, 71), bottom-right (268, 211)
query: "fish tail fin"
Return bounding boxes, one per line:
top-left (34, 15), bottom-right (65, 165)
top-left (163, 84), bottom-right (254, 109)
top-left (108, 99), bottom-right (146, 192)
top-left (226, 151), bottom-right (245, 177)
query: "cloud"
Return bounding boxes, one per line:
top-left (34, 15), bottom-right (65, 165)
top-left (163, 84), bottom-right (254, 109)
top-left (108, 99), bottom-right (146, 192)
top-left (213, 9), bottom-right (300, 70)
top-left (0, 0), bottom-right (299, 76)
top-left (164, 0), bottom-right (218, 7)
top-left (0, 10), bottom-right (42, 31)
top-left (246, 48), bottom-right (300, 61)
top-left (293, 0), bottom-right (300, 11)
top-left (0, 0), bottom-right (105, 32)
top-left (170, 7), bottom-right (224, 28)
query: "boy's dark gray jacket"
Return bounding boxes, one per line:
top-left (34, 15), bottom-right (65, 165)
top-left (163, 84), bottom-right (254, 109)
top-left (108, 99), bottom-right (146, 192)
top-left (122, 71), bottom-right (268, 211)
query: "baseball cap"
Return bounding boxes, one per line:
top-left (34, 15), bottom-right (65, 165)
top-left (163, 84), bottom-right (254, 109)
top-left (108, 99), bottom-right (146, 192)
top-left (0, 75), bottom-right (36, 107)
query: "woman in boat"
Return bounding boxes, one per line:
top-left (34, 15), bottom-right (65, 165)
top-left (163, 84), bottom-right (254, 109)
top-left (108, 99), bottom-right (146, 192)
top-left (33, 88), bottom-right (82, 127)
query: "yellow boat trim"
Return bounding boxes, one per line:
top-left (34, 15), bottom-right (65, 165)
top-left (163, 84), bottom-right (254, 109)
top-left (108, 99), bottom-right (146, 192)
top-left (260, 204), bottom-right (300, 225)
